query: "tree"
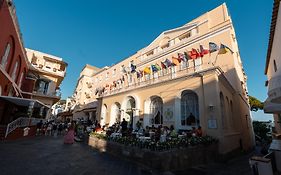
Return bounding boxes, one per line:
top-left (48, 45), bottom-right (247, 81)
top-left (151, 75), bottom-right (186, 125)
top-left (249, 95), bottom-right (264, 112)
top-left (252, 121), bottom-right (271, 143)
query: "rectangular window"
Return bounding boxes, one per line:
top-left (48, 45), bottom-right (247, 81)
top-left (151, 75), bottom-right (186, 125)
top-left (179, 32), bottom-right (191, 40)
top-left (146, 50), bottom-right (154, 57)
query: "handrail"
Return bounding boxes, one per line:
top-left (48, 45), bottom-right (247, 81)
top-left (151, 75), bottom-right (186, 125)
top-left (5, 117), bottom-right (44, 138)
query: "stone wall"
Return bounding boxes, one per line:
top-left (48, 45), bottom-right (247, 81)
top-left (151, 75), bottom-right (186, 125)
top-left (88, 135), bottom-right (219, 171)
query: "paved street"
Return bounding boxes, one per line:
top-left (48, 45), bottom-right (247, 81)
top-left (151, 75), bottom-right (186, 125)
top-left (0, 136), bottom-right (254, 175)
top-left (0, 136), bottom-right (157, 175)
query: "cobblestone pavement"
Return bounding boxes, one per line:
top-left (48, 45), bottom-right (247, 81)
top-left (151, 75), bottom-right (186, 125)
top-left (0, 136), bottom-right (254, 175)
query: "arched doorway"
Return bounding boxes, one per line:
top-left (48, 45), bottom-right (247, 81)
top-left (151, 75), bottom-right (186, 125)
top-left (150, 96), bottom-right (163, 125)
top-left (110, 102), bottom-right (121, 126)
top-left (181, 90), bottom-right (199, 127)
top-left (124, 96), bottom-right (135, 129)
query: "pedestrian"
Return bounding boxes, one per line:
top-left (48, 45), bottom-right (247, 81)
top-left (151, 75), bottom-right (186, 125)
top-left (64, 122), bottom-right (75, 144)
top-left (120, 118), bottom-right (128, 136)
top-left (46, 123), bottom-right (52, 136)
top-left (58, 123), bottom-right (63, 135)
top-left (36, 120), bottom-right (43, 136)
top-left (52, 123), bottom-right (58, 137)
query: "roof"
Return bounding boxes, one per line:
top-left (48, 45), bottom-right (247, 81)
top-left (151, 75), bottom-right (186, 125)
top-left (265, 0), bottom-right (281, 74)
top-left (26, 48), bottom-right (68, 66)
top-left (83, 64), bottom-right (100, 71)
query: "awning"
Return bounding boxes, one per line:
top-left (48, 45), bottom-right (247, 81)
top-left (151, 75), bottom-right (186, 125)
top-left (74, 101), bottom-right (98, 113)
top-left (0, 96), bottom-right (50, 108)
top-left (264, 97), bottom-right (281, 113)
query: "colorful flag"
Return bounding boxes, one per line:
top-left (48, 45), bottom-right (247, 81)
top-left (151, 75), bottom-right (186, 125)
top-left (151, 65), bottom-right (158, 72)
top-left (143, 67), bottom-right (151, 74)
top-left (183, 52), bottom-right (189, 62)
top-left (136, 71), bottom-right (141, 78)
top-left (164, 59), bottom-right (172, 67)
top-left (199, 45), bottom-right (209, 57)
top-left (130, 64), bottom-right (136, 73)
top-left (178, 53), bottom-right (185, 62)
top-left (188, 48), bottom-right (200, 59)
top-left (155, 63), bottom-right (161, 71)
top-left (161, 61), bottom-right (167, 69)
top-left (218, 44), bottom-right (234, 55)
top-left (209, 42), bottom-right (219, 53)
top-left (172, 57), bottom-right (180, 65)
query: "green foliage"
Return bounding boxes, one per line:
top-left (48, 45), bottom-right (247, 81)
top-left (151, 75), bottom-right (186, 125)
top-left (90, 132), bottom-right (218, 152)
top-left (249, 95), bottom-right (264, 112)
top-left (252, 121), bottom-right (271, 142)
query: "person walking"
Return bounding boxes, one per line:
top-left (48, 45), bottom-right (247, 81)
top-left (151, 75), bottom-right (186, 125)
top-left (64, 122), bottom-right (75, 144)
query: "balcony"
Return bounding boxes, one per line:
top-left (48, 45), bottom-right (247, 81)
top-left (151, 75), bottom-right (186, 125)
top-left (31, 63), bottom-right (66, 77)
top-left (33, 90), bottom-right (61, 99)
top-left (268, 75), bottom-right (281, 103)
top-left (98, 61), bottom-right (218, 97)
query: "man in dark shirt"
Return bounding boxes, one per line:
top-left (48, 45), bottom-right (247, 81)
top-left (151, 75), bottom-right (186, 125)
top-left (120, 118), bottom-right (128, 136)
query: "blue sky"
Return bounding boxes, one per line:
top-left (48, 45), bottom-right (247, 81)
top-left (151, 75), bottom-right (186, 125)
top-left (14, 0), bottom-right (273, 121)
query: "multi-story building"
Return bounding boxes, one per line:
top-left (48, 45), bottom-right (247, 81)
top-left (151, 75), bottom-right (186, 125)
top-left (0, 0), bottom-right (29, 97)
top-left (24, 48), bottom-right (67, 118)
top-left (72, 64), bottom-right (101, 121)
top-left (0, 0), bottom-right (51, 140)
top-left (264, 0), bottom-right (281, 138)
top-left (75, 4), bottom-right (254, 154)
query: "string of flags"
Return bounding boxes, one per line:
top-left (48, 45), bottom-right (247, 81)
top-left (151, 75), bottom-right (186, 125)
top-left (95, 42), bottom-right (233, 95)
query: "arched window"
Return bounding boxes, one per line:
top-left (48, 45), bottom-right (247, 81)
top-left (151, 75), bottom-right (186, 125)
top-left (1, 43), bottom-right (11, 70)
top-left (110, 102), bottom-right (121, 125)
top-left (0, 85), bottom-right (2, 95)
top-left (220, 92), bottom-right (227, 129)
top-left (181, 90), bottom-right (199, 126)
top-left (125, 96), bottom-right (136, 128)
top-left (11, 60), bottom-right (19, 81)
top-left (150, 96), bottom-right (163, 125)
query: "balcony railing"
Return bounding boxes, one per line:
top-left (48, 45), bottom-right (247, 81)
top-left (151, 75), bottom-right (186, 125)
top-left (33, 90), bottom-right (61, 98)
top-left (268, 75), bottom-right (281, 103)
top-left (32, 63), bottom-right (66, 77)
top-left (5, 117), bottom-right (45, 138)
top-left (99, 62), bottom-right (218, 97)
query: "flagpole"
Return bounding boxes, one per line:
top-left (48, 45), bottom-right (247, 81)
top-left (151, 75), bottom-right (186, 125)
top-left (212, 53), bottom-right (219, 67)
top-left (212, 43), bottom-right (221, 66)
